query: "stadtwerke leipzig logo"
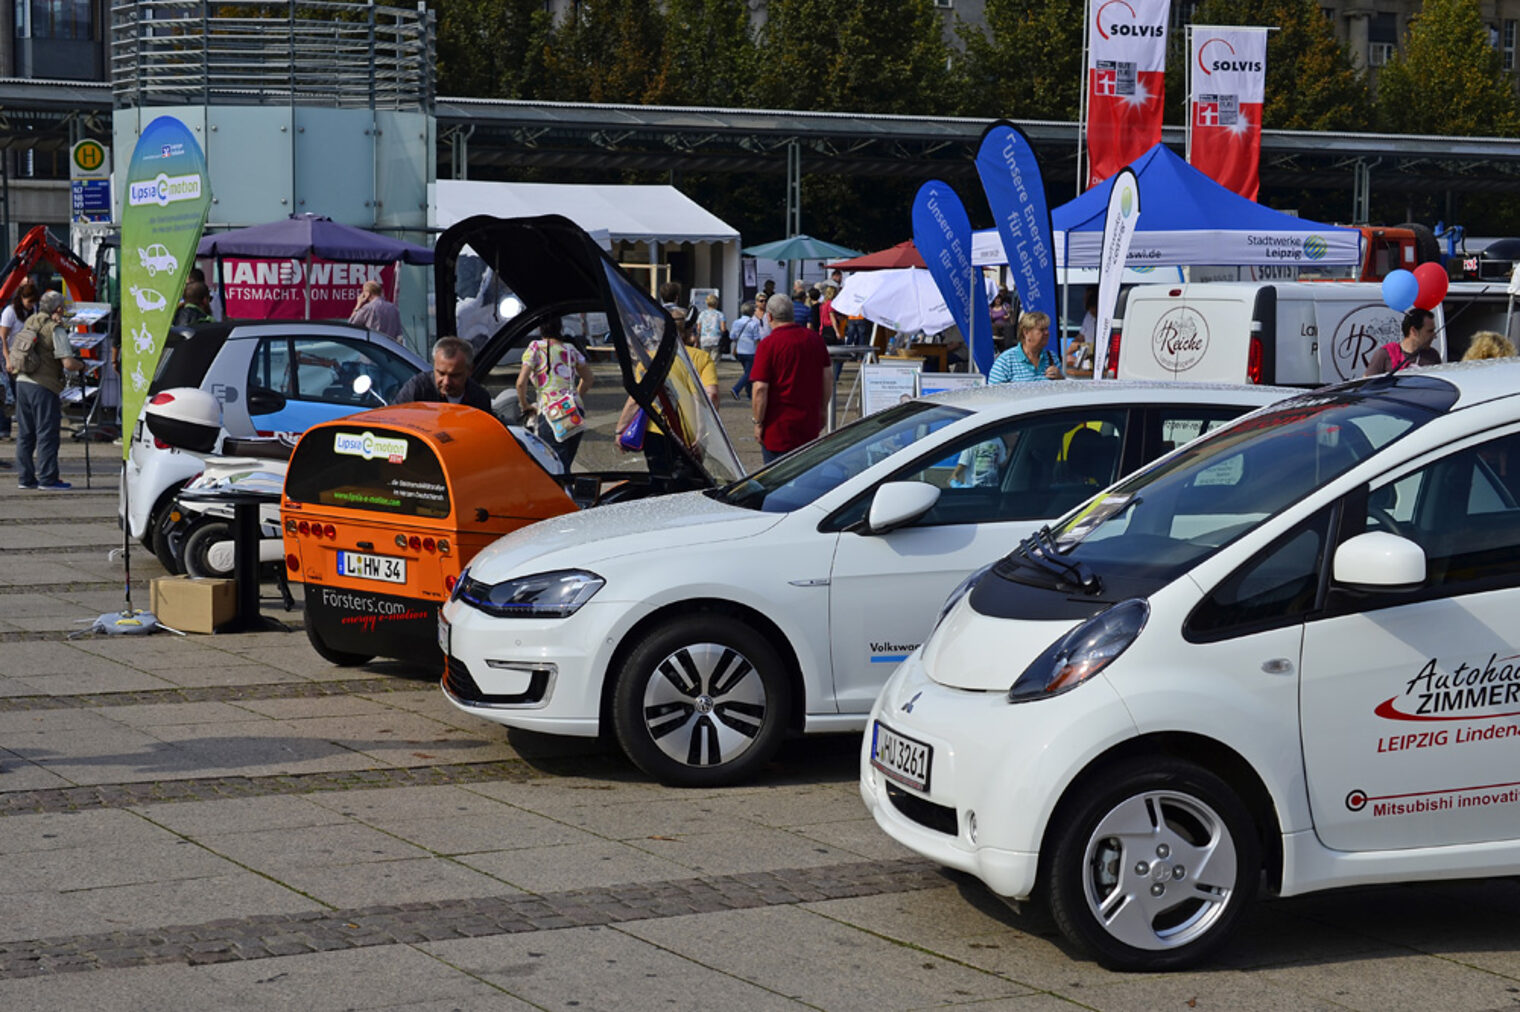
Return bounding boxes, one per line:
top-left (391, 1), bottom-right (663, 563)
top-left (1303, 235), bottom-right (1328, 261)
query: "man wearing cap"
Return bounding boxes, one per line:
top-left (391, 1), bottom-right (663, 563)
top-left (13, 290), bottom-right (83, 490)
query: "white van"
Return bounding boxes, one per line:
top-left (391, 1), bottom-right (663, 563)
top-left (1110, 281), bottom-right (1512, 385)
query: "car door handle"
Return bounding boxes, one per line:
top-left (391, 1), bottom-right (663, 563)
top-left (1261, 658), bottom-right (1294, 675)
top-left (788, 578), bottom-right (829, 587)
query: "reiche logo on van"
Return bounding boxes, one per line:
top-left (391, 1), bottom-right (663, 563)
top-left (1151, 307), bottom-right (1209, 372)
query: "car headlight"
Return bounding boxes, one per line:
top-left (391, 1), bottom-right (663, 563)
top-left (457, 569), bottom-right (604, 618)
top-left (1007, 598), bottom-right (1148, 703)
top-left (934, 563), bottom-right (992, 633)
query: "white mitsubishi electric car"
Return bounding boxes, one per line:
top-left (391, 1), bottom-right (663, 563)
top-left (862, 363), bottom-right (1520, 971)
top-left (438, 380), bottom-right (1289, 787)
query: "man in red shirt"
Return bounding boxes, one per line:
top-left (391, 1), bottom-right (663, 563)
top-left (750, 293), bottom-right (833, 463)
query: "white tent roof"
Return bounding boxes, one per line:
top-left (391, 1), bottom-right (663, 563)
top-left (430, 181), bottom-right (739, 245)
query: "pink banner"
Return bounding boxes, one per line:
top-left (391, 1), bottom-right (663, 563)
top-left (219, 257), bottom-right (397, 320)
top-left (1086, 0), bottom-right (1170, 188)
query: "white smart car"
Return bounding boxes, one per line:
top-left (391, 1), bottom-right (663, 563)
top-left (862, 362), bottom-right (1520, 971)
top-left (439, 381), bottom-right (1289, 787)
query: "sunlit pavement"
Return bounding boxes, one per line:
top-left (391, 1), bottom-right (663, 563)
top-left (0, 402), bottom-right (1517, 1010)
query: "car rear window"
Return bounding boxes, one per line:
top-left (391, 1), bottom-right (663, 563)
top-left (285, 425), bottom-right (451, 518)
top-left (148, 326), bottom-right (228, 394)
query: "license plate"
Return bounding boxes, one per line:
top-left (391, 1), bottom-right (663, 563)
top-left (337, 551), bottom-right (406, 584)
top-left (871, 720), bottom-right (932, 793)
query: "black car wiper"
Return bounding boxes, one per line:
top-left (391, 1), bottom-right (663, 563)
top-left (1002, 525), bottom-right (1103, 595)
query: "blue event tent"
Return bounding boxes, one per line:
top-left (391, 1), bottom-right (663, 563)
top-left (973, 143), bottom-right (1361, 270)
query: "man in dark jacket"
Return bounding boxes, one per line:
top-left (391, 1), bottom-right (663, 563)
top-left (395, 336), bottom-right (492, 412)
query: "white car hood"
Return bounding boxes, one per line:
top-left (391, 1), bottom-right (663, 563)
top-left (467, 490), bottom-right (790, 578)
top-left (920, 593), bottom-right (1080, 691)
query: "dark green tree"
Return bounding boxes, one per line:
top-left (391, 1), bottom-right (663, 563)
top-left (432, 0), bottom-right (552, 99)
top-left (1188, 0), bottom-right (1369, 131)
top-left (752, 0), bottom-right (953, 114)
top-left (542, 0), bottom-right (668, 103)
top-left (954, 0), bottom-right (1084, 120)
top-left (647, 0), bottom-right (757, 107)
top-left (1376, 0), bottom-right (1520, 135)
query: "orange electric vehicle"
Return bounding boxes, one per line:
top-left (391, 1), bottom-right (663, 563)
top-left (282, 215), bottom-right (743, 666)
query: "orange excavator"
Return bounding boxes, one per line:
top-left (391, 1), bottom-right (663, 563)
top-left (0, 225), bottom-right (99, 305)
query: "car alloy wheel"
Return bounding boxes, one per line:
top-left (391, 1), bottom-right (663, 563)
top-left (1045, 759), bottom-right (1259, 971)
top-left (614, 615), bottom-right (790, 787)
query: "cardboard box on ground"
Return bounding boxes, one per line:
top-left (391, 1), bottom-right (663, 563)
top-left (151, 576), bottom-right (236, 634)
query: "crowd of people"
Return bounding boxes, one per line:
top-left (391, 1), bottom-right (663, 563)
top-left (8, 252), bottom-right (1519, 493)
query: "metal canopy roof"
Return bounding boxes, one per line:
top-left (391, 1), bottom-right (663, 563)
top-left (8, 79), bottom-right (1520, 199)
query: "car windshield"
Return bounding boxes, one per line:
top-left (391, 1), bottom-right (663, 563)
top-left (713, 401), bottom-right (971, 513)
top-left (995, 376), bottom-right (1459, 595)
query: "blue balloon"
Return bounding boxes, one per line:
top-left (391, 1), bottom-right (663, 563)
top-left (1382, 269), bottom-right (1418, 313)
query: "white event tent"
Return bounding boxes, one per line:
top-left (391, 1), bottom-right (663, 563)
top-left (430, 181), bottom-right (742, 320)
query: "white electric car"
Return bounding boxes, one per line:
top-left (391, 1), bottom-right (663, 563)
top-left (862, 362), bottom-right (1520, 971)
top-left (439, 380), bottom-right (1290, 787)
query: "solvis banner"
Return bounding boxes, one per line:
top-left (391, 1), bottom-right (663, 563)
top-left (911, 180), bottom-right (993, 374)
top-left (975, 121), bottom-right (1057, 342)
top-left (119, 115), bottom-right (211, 460)
top-left (1189, 26), bottom-right (1268, 200)
top-left (1086, 0), bottom-right (1170, 187)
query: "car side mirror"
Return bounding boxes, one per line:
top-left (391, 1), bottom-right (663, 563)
top-left (866, 481), bottom-right (941, 535)
top-left (1332, 531), bottom-right (1425, 590)
top-left (247, 386), bottom-right (287, 415)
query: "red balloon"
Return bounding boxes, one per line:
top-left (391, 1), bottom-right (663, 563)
top-left (1412, 262), bottom-right (1449, 310)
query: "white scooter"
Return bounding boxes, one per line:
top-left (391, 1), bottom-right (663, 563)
top-left (172, 447), bottom-right (290, 580)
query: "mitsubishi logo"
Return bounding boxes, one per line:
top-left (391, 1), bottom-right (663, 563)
top-left (901, 691), bottom-right (922, 714)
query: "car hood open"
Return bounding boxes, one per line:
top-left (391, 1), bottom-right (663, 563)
top-left (465, 491), bottom-right (789, 578)
top-left (434, 214), bottom-right (743, 488)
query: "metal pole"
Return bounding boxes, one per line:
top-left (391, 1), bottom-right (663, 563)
top-left (1184, 26), bottom-right (1193, 164)
top-left (1077, 0), bottom-right (1091, 196)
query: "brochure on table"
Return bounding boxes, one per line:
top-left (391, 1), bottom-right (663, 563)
top-left (861, 360), bottom-right (921, 415)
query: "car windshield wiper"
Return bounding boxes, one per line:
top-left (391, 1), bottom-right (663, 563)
top-left (1001, 525), bottom-right (1103, 595)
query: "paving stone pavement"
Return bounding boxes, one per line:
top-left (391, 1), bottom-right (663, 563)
top-left (0, 436), bottom-right (1519, 1010)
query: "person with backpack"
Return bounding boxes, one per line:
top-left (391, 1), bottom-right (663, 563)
top-left (9, 290), bottom-right (82, 490)
top-left (1364, 308), bottom-right (1440, 377)
top-left (0, 281), bottom-right (40, 442)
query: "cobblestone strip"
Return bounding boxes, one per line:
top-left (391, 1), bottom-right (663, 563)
top-left (0, 858), bottom-right (945, 979)
top-left (0, 677), bottom-right (434, 712)
top-left (0, 759), bottom-right (581, 816)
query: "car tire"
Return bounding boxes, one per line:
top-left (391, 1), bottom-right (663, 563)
top-left (182, 520), bottom-right (234, 580)
top-left (1043, 758), bottom-right (1260, 972)
top-left (303, 609), bottom-right (373, 667)
top-left (613, 615), bottom-right (791, 787)
top-left (151, 507), bottom-right (187, 574)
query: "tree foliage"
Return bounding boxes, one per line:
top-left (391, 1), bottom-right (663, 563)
top-left (433, 0), bottom-right (551, 100)
top-left (1377, 0), bottom-right (1520, 135)
top-left (647, 0), bottom-right (756, 107)
top-left (954, 0), bottom-right (1084, 120)
top-left (541, 0), bottom-right (668, 103)
top-left (1190, 0), bottom-right (1369, 131)
top-left (752, 0), bottom-right (953, 114)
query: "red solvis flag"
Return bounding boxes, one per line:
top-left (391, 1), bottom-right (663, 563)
top-left (1189, 27), bottom-right (1268, 200)
top-left (1086, 0), bottom-right (1169, 188)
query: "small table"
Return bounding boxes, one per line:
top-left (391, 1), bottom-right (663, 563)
top-left (176, 488), bottom-right (287, 633)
